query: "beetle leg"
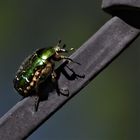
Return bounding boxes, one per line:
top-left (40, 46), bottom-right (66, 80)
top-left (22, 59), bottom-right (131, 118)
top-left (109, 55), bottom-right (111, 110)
top-left (34, 96), bottom-right (40, 112)
top-left (51, 71), bottom-right (57, 82)
top-left (60, 55), bottom-right (80, 65)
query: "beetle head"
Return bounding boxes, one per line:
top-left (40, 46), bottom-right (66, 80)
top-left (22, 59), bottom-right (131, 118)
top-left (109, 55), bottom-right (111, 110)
top-left (54, 40), bottom-right (74, 53)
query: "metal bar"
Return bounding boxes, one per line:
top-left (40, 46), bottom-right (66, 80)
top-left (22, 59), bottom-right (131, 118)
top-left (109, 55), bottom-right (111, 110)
top-left (0, 17), bottom-right (139, 140)
top-left (102, 0), bottom-right (140, 9)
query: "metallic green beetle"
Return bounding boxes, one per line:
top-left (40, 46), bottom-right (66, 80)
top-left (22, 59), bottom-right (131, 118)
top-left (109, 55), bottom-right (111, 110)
top-left (13, 40), bottom-right (74, 97)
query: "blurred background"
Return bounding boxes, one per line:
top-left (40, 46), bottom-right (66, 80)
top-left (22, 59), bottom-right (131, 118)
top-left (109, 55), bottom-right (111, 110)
top-left (0, 0), bottom-right (140, 140)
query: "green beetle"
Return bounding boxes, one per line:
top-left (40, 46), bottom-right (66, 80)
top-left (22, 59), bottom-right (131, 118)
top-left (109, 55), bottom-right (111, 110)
top-left (13, 40), bottom-right (74, 97)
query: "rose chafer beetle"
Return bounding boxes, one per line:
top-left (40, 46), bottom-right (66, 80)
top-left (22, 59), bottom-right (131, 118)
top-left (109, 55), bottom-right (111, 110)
top-left (13, 40), bottom-right (75, 98)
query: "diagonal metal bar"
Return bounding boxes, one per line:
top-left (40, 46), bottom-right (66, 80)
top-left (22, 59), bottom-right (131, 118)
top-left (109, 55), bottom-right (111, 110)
top-left (102, 0), bottom-right (140, 9)
top-left (0, 16), bottom-right (139, 139)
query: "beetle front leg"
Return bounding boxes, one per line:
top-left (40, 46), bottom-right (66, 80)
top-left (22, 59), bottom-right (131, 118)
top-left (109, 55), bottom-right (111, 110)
top-left (60, 55), bottom-right (80, 65)
top-left (50, 70), bottom-right (69, 97)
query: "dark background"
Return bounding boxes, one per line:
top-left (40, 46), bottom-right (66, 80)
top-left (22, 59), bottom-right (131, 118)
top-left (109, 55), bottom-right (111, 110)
top-left (0, 0), bottom-right (140, 140)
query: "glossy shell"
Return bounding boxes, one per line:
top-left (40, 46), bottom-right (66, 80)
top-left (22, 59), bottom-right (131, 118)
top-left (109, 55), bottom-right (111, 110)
top-left (13, 47), bottom-right (55, 96)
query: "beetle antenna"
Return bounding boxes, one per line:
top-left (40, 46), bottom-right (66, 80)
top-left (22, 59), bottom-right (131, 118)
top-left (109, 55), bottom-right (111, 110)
top-left (63, 44), bottom-right (66, 48)
top-left (57, 40), bottom-right (61, 46)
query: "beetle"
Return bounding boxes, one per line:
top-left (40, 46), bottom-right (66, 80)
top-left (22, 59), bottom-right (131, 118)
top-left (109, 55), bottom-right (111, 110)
top-left (13, 40), bottom-right (75, 99)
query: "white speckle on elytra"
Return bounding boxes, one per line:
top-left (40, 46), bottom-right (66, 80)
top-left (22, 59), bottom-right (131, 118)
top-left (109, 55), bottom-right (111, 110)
top-left (16, 77), bottom-right (19, 80)
top-left (22, 75), bottom-right (30, 83)
top-left (19, 88), bottom-right (22, 91)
